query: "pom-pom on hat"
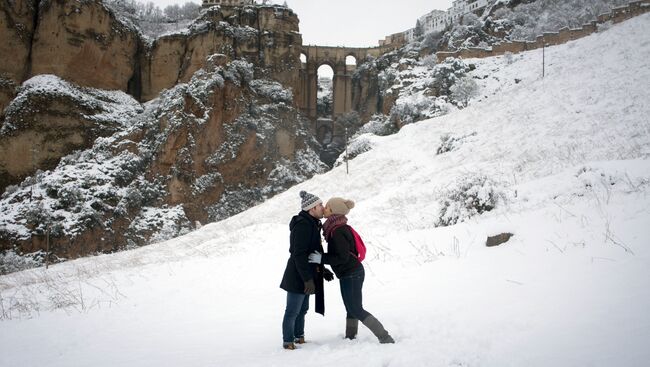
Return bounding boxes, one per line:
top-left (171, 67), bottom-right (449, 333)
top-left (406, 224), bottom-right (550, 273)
top-left (326, 197), bottom-right (355, 215)
top-left (300, 190), bottom-right (322, 211)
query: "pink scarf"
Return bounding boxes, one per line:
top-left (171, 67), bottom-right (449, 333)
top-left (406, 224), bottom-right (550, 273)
top-left (323, 214), bottom-right (348, 240)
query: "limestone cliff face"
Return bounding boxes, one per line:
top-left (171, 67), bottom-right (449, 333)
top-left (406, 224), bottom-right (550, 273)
top-left (0, 0), bottom-right (305, 194)
top-left (141, 5), bottom-right (302, 101)
top-left (0, 1), bottom-right (302, 102)
top-left (0, 0), bottom-right (37, 84)
top-left (29, 0), bottom-right (140, 93)
top-left (0, 78), bottom-right (18, 118)
top-left (352, 56), bottom-right (396, 123)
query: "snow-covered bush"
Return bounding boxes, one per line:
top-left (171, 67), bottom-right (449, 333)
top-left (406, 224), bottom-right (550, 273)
top-left (421, 54), bottom-right (438, 68)
top-left (442, 16), bottom-right (498, 51)
top-left (597, 20), bottom-right (614, 33)
top-left (356, 114), bottom-right (398, 137)
top-left (435, 174), bottom-right (505, 227)
top-left (0, 250), bottom-right (43, 275)
top-left (421, 30), bottom-right (445, 52)
top-left (334, 133), bottom-right (375, 167)
top-left (378, 67), bottom-right (399, 95)
top-left (431, 57), bottom-right (472, 96)
top-left (504, 51), bottom-right (514, 65)
top-left (390, 94), bottom-right (440, 125)
top-left (437, 132), bottom-right (477, 155)
top-left (450, 76), bottom-right (479, 107)
top-left (250, 80), bottom-right (293, 103)
top-left (224, 60), bottom-right (254, 86)
top-left (128, 206), bottom-right (191, 245)
top-left (461, 13), bottom-right (482, 28)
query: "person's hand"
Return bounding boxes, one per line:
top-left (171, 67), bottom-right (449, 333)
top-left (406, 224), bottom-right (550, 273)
top-left (323, 268), bottom-right (334, 282)
top-left (308, 251), bottom-right (322, 264)
top-left (304, 279), bottom-right (316, 294)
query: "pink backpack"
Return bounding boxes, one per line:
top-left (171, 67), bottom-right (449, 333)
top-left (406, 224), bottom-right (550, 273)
top-left (331, 225), bottom-right (366, 262)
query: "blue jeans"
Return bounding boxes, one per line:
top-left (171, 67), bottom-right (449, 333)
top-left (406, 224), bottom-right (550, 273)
top-left (282, 292), bottom-right (310, 343)
top-left (339, 265), bottom-right (370, 321)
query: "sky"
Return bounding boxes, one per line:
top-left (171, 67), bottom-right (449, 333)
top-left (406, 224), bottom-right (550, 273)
top-left (149, 0), bottom-right (454, 47)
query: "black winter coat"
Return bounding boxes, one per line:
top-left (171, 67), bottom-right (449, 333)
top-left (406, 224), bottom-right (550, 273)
top-left (322, 225), bottom-right (362, 279)
top-left (280, 211), bottom-right (326, 313)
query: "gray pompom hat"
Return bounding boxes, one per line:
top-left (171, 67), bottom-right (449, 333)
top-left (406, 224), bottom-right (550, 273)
top-left (300, 190), bottom-right (322, 211)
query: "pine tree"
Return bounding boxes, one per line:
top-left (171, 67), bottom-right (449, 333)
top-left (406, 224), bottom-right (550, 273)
top-left (414, 19), bottom-right (424, 38)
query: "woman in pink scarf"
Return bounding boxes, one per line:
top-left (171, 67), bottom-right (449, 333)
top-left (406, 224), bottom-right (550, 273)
top-left (308, 197), bottom-right (395, 344)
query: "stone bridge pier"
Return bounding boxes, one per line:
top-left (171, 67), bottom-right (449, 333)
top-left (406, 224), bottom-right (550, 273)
top-left (298, 46), bottom-right (390, 120)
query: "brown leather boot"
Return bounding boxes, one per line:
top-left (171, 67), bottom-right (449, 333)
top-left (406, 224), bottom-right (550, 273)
top-left (283, 342), bottom-right (297, 350)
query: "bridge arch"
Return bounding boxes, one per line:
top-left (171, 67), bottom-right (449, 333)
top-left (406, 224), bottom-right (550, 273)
top-left (298, 45), bottom-right (391, 120)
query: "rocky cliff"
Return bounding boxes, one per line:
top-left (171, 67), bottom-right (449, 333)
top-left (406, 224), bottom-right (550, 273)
top-left (0, 1), bottom-right (323, 272)
top-left (0, 0), bottom-right (302, 101)
top-left (0, 0), bottom-right (304, 192)
top-left (0, 56), bottom-right (324, 270)
top-left (142, 5), bottom-right (301, 101)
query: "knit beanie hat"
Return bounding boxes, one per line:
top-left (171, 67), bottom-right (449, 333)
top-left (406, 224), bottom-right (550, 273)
top-left (326, 197), bottom-right (355, 215)
top-left (300, 190), bottom-right (322, 211)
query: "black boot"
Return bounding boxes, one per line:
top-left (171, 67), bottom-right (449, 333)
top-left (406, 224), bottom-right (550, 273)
top-left (362, 315), bottom-right (395, 344)
top-left (345, 318), bottom-right (358, 339)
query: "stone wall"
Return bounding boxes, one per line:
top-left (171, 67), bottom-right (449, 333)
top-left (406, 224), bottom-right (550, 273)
top-left (436, 0), bottom-right (650, 60)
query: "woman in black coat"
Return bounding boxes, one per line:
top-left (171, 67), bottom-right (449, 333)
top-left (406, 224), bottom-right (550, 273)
top-left (308, 197), bottom-right (394, 344)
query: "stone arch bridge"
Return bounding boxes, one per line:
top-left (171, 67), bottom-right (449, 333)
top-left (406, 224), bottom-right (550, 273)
top-left (297, 45), bottom-right (393, 120)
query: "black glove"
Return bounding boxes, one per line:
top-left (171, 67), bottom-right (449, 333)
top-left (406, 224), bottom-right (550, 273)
top-left (323, 268), bottom-right (334, 282)
top-left (304, 279), bottom-right (315, 294)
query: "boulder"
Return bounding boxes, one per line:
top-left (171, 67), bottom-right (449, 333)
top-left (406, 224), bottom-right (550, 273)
top-left (486, 233), bottom-right (514, 247)
top-left (0, 75), bottom-right (143, 193)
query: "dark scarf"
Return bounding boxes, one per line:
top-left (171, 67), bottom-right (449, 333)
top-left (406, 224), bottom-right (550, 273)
top-left (323, 214), bottom-right (348, 240)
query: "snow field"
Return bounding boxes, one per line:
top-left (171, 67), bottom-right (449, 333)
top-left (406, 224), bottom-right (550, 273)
top-left (1, 12), bottom-right (650, 367)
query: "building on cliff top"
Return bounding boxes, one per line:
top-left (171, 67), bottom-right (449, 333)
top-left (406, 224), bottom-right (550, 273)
top-left (202, 0), bottom-right (254, 7)
top-left (379, 0), bottom-right (491, 47)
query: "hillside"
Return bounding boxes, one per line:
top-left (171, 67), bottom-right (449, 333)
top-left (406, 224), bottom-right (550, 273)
top-left (1, 12), bottom-right (649, 367)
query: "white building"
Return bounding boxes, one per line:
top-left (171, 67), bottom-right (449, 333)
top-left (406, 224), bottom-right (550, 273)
top-left (404, 0), bottom-right (491, 42)
top-left (202, 0), bottom-right (254, 7)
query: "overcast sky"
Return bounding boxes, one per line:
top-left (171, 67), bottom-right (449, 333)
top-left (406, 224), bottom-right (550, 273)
top-left (151, 0), bottom-right (454, 47)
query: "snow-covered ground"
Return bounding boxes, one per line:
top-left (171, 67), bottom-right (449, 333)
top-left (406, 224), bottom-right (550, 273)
top-left (1, 13), bottom-right (649, 367)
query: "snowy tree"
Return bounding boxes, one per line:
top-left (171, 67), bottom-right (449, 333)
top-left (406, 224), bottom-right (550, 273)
top-left (180, 2), bottom-right (200, 20)
top-left (450, 76), bottom-right (479, 106)
top-left (421, 54), bottom-right (438, 68)
top-left (461, 13), bottom-right (481, 28)
top-left (421, 30), bottom-right (444, 52)
top-left (504, 51), bottom-right (514, 64)
top-left (164, 4), bottom-right (181, 21)
top-left (414, 19), bottom-right (424, 38)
